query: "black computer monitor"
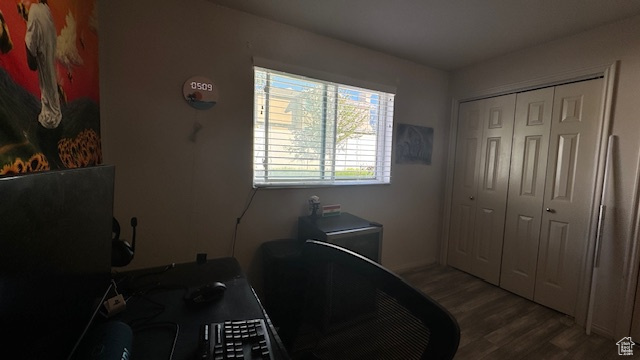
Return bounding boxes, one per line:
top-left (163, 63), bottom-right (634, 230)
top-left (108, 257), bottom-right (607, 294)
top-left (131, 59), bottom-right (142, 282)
top-left (0, 165), bottom-right (115, 359)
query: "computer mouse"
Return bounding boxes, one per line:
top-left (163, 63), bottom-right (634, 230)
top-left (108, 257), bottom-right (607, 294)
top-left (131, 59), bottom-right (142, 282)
top-left (187, 282), bottom-right (227, 304)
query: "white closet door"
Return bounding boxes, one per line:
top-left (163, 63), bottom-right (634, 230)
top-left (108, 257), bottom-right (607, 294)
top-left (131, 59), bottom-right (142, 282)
top-left (500, 87), bottom-right (554, 298)
top-left (471, 94), bottom-right (516, 285)
top-left (534, 78), bottom-right (604, 316)
top-left (448, 100), bottom-right (483, 273)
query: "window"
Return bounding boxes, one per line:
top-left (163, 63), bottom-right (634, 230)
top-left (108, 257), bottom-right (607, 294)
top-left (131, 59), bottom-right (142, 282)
top-left (253, 67), bottom-right (395, 187)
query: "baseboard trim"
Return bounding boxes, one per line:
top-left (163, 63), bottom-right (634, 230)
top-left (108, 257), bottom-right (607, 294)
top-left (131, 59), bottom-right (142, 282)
top-left (389, 260), bottom-right (437, 275)
top-left (590, 323), bottom-right (614, 340)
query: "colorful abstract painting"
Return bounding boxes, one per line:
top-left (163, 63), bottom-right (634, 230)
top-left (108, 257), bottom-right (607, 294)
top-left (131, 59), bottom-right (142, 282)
top-left (0, 0), bottom-right (100, 176)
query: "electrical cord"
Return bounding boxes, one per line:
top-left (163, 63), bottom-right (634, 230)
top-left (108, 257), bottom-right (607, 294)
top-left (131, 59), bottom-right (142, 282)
top-left (231, 187), bottom-right (260, 257)
top-left (110, 266), bottom-right (183, 359)
top-left (114, 262), bottom-right (176, 294)
top-left (126, 295), bottom-right (166, 328)
top-left (132, 322), bottom-right (180, 360)
top-left (124, 284), bottom-right (189, 326)
top-left (122, 284), bottom-right (186, 359)
top-left (169, 323), bottom-right (179, 360)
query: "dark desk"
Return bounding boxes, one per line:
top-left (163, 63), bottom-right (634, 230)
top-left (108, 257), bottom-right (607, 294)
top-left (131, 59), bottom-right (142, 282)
top-left (114, 258), bottom-right (289, 360)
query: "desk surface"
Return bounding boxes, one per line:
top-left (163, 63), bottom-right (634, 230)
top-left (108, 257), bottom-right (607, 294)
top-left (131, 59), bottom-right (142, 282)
top-left (114, 258), bottom-right (289, 360)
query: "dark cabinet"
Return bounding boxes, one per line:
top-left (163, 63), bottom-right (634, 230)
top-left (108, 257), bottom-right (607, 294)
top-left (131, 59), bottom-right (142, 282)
top-left (262, 213), bottom-right (383, 343)
top-left (298, 213), bottom-right (383, 329)
top-left (298, 212), bottom-right (383, 262)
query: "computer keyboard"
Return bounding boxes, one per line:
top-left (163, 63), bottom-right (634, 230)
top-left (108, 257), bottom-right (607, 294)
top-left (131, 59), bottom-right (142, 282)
top-left (198, 319), bottom-right (273, 360)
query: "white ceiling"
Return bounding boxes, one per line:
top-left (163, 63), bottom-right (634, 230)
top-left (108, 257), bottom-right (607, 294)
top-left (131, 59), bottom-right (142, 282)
top-left (209, 0), bottom-right (640, 70)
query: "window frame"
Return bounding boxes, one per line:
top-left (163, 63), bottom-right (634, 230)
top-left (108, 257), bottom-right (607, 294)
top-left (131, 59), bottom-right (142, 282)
top-left (253, 64), bottom-right (395, 188)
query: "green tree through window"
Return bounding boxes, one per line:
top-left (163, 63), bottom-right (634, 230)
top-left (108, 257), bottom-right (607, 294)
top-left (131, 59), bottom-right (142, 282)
top-left (253, 67), bottom-right (394, 186)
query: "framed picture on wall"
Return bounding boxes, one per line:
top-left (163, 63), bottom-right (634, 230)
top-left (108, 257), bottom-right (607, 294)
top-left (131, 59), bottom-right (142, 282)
top-left (395, 124), bottom-right (433, 165)
top-left (0, 0), bottom-right (101, 176)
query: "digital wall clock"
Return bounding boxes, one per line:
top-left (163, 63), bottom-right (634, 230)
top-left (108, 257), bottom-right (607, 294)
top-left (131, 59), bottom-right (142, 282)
top-left (183, 76), bottom-right (218, 110)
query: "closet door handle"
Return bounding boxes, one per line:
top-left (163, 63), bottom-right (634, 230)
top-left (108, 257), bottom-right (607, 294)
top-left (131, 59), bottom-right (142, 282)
top-left (546, 208), bottom-right (555, 213)
top-left (469, 196), bottom-right (474, 200)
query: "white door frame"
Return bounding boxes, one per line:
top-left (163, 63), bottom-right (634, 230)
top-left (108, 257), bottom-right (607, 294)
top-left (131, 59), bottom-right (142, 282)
top-left (440, 62), bottom-right (620, 331)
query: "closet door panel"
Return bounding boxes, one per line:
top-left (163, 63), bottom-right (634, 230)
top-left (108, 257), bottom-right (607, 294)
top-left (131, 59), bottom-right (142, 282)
top-left (535, 78), bottom-right (604, 316)
top-left (471, 94), bottom-right (516, 285)
top-left (449, 203), bottom-right (475, 266)
top-left (500, 88), bottom-right (554, 299)
top-left (448, 100), bottom-right (483, 273)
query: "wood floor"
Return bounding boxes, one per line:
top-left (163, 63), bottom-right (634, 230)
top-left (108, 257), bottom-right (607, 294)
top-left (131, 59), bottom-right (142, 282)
top-left (400, 264), bottom-right (634, 359)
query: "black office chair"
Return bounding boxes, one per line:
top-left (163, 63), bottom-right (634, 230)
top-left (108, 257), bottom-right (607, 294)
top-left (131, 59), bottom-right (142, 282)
top-left (287, 240), bottom-right (460, 360)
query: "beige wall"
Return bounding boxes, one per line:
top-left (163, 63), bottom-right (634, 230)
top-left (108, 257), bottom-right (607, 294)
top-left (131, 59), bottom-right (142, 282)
top-left (451, 15), bottom-right (640, 339)
top-left (100, 0), bottom-right (640, 340)
top-left (98, 0), bottom-right (450, 282)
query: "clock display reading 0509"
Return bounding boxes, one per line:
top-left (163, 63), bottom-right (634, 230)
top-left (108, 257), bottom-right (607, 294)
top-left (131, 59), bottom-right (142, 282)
top-left (183, 75), bottom-right (218, 110)
top-left (191, 81), bottom-right (213, 92)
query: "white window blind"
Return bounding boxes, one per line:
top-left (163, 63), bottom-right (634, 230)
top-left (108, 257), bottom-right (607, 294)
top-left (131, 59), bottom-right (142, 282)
top-left (253, 66), bottom-right (395, 187)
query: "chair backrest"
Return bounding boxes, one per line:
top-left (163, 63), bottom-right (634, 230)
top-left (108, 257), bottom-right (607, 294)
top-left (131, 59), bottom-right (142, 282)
top-left (288, 240), bottom-right (460, 360)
